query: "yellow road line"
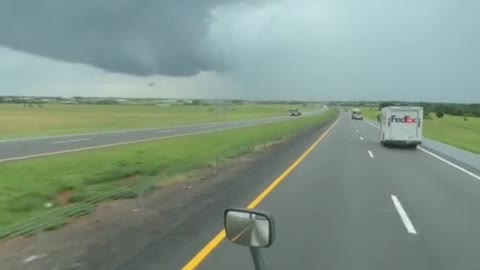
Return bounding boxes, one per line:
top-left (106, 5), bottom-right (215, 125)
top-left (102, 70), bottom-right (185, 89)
top-left (181, 116), bottom-right (340, 270)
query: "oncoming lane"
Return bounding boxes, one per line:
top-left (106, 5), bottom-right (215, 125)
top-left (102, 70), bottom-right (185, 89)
top-left (0, 110), bottom-right (327, 163)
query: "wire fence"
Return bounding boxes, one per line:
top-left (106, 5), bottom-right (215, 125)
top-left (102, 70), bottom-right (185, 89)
top-left (0, 180), bottom-right (155, 242)
top-left (0, 134), bottom-right (292, 243)
top-left (0, 113), bottom-right (336, 270)
top-left (0, 115), bottom-right (329, 243)
top-left (0, 143), bottom-right (266, 243)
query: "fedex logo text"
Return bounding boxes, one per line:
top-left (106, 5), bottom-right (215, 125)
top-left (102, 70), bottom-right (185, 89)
top-left (390, 115), bottom-right (417, 124)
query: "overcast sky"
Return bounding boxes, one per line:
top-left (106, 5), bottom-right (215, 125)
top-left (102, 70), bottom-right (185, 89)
top-left (0, 0), bottom-right (479, 102)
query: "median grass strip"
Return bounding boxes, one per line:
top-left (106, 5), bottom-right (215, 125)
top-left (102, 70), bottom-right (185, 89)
top-left (360, 107), bottom-right (480, 153)
top-left (0, 103), bottom-right (318, 139)
top-left (0, 110), bottom-right (337, 235)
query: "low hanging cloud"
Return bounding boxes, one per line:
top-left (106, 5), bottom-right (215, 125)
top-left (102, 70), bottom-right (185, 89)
top-left (203, 0), bottom-right (480, 101)
top-left (0, 0), bottom-right (237, 76)
top-left (0, 0), bottom-right (479, 101)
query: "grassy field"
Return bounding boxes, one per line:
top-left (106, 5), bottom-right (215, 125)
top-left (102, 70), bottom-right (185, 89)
top-left (0, 103), bottom-right (317, 139)
top-left (360, 107), bottom-right (480, 153)
top-left (360, 107), bottom-right (380, 121)
top-left (0, 109), bottom-right (338, 228)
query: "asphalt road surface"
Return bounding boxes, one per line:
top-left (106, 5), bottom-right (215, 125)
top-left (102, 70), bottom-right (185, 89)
top-left (0, 109), bottom-right (325, 163)
top-left (189, 111), bottom-right (480, 270)
top-left (7, 109), bottom-right (479, 270)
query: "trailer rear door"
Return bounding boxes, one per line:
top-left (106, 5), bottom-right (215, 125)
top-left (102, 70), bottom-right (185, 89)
top-left (389, 108), bottom-right (420, 141)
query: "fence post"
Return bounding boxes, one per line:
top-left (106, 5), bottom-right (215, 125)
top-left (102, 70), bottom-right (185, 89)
top-left (33, 220), bottom-right (45, 256)
top-left (214, 154), bottom-right (219, 174)
top-left (134, 183), bottom-right (145, 212)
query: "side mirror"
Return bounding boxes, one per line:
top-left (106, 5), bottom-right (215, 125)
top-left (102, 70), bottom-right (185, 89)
top-left (224, 208), bottom-right (275, 248)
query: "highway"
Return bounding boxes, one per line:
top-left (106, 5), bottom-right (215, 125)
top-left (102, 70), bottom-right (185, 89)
top-left (184, 111), bottom-right (480, 270)
top-left (0, 109), bottom-right (325, 163)
top-left (6, 109), bottom-right (480, 270)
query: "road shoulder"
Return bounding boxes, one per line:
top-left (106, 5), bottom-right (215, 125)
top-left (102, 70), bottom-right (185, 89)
top-left (363, 119), bottom-right (480, 172)
top-left (0, 118), bottom-right (335, 270)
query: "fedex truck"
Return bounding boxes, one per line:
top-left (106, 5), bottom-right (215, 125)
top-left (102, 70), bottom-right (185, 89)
top-left (380, 106), bottom-right (423, 148)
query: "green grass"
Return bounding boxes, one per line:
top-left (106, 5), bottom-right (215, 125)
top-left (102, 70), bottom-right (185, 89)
top-left (0, 103), bottom-right (317, 139)
top-left (359, 107), bottom-right (380, 121)
top-left (0, 109), bottom-right (338, 228)
top-left (422, 114), bottom-right (480, 154)
top-left (360, 107), bottom-right (480, 153)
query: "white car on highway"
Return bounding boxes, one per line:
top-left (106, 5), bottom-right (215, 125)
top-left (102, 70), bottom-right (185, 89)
top-left (351, 108), bottom-right (363, 120)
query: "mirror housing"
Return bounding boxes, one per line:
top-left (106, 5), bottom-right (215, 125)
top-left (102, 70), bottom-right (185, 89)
top-left (224, 208), bottom-right (275, 248)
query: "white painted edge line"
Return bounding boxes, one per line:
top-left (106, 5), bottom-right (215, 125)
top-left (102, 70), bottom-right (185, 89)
top-left (0, 119), bottom-right (269, 142)
top-left (23, 254), bottom-right (47, 263)
top-left (0, 109), bottom-right (326, 143)
top-left (51, 138), bottom-right (91, 144)
top-left (418, 147), bottom-right (480, 181)
top-left (0, 111), bottom-right (328, 163)
top-left (360, 136), bottom-right (364, 141)
top-left (0, 122), bottom-right (272, 163)
top-left (368, 150), bottom-right (374, 158)
top-left (364, 119), bottom-right (480, 181)
top-left (391, 195), bottom-right (417, 235)
top-left (365, 120), bottom-right (380, 129)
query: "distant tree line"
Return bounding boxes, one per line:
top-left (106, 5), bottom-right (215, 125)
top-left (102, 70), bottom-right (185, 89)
top-left (256, 100), bottom-right (310, 105)
top-left (93, 99), bottom-right (120, 105)
top-left (377, 101), bottom-right (480, 117)
top-left (331, 101), bottom-right (480, 118)
top-left (0, 97), bottom-right (46, 107)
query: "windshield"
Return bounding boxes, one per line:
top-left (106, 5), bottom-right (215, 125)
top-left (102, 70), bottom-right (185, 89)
top-left (0, 1), bottom-right (479, 270)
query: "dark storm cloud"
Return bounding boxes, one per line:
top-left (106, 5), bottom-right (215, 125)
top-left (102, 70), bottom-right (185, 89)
top-left (204, 0), bottom-right (480, 102)
top-left (1, 0), bottom-right (479, 102)
top-left (0, 0), bottom-right (235, 76)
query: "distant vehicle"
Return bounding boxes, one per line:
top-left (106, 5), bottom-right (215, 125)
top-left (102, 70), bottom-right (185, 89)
top-left (289, 108), bottom-right (302, 116)
top-left (380, 106), bottom-right (423, 148)
top-left (351, 108), bottom-right (363, 120)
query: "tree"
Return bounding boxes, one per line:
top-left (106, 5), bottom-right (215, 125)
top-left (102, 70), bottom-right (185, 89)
top-left (379, 102), bottom-right (395, 109)
top-left (95, 99), bottom-right (119, 105)
top-left (192, 99), bottom-right (201, 106)
top-left (436, 111), bottom-right (445, 118)
top-left (232, 100), bottom-right (244, 105)
top-left (423, 110), bottom-right (432, 120)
